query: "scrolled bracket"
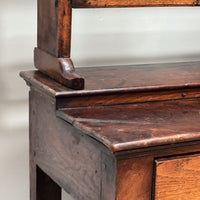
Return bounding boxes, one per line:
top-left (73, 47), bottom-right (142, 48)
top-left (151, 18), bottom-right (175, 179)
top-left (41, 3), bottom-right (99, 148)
top-left (34, 48), bottom-right (84, 90)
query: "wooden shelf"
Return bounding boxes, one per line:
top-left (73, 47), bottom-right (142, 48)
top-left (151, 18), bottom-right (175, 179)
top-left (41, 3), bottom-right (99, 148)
top-left (21, 61), bottom-right (200, 152)
top-left (72, 0), bottom-right (200, 8)
top-left (21, 61), bottom-right (200, 97)
top-left (57, 98), bottom-right (200, 152)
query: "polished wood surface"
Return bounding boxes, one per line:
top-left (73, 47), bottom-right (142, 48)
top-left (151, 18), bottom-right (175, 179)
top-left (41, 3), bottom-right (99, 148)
top-left (34, 48), bottom-right (84, 90)
top-left (25, 1), bottom-right (200, 199)
top-left (21, 61), bottom-right (200, 97)
top-left (72, 0), bottom-right (200, 8)
top-left (20, 65), bottom-right (200, 152)
top-left (21, 69), bottom-right (200, 200)
top-left (58, 98), bottom-right (200, 152)
top-left (154, 154), bottom-right (200, 200)
top-left (37, 0), bottom-right (73, 87)
top-left (117, 156), bottom-right (153, 200)
top-left (38, 0), bottom-right (71, 57)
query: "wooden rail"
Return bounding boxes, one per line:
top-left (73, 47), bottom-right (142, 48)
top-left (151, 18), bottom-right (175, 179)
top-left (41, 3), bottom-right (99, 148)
top-left (72, 0), bottom-right (200, 8)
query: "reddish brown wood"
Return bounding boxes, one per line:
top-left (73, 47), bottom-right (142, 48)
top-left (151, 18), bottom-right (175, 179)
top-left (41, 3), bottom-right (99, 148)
top-left (57, 98), bottom-right (200, 152)
top-left (37, 0), bottom-right (199, 57)
top-left (21, 61), bottom-right (200, 96)
top-left (72, 0), bottom-right (200, 8)
top-left (34, 48), bottom-right (84, 90)
top-left (37, 0), bottom-right (71, 57)
top-left (116, 152), bottom-right (200, 200)
top-left (115, 140), bottom-right (200, 159)
top-left (37, 0), bottom-right (74, 89)
top-left (24, 1), bottom-right (200, 199)
top-left (20, 65), bottom-right (200, 152)
top-left (20, 65), bottom-right (200, 153)
top-left (154, 154), bottom-right (200, 200)
top-left (58, 0), bottom-right (72, 58)
top-left (20, 71), bottom-right (200, 200)
top-left (57, 88), bottom-right (200, 108)
top-left (116, 156), bottom-right (153, 200)
top-left (36, 0), bottom-right (200, 89)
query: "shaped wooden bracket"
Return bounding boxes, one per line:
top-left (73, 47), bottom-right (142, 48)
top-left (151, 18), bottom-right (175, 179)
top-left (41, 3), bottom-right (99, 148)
top-left (34, 48), bottom-right (84, 90)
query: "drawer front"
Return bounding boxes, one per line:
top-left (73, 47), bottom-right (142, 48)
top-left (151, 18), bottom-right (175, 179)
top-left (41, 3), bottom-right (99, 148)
top-left (154, 154), bottom-right (200, 200)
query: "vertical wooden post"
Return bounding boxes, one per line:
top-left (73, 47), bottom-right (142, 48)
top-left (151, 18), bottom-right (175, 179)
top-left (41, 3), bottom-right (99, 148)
top-left (30, 90), bottom-right (61, 200)
top-left (35, 0), bottom-right (84, 90)
top-left (37, 0), bottom-right (72, 57)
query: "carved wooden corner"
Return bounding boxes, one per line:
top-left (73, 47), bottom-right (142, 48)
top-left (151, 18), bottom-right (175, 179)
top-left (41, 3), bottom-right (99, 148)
top-left (34, 48), bottom-right (84, 90)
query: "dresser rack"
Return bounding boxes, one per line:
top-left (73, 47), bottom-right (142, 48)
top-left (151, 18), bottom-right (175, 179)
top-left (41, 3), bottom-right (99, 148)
top-left (21, 1), bottom-right (200, 200)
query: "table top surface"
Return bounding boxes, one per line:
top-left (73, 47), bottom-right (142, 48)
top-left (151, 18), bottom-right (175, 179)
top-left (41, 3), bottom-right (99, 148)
top-left (57, 98), bottom-right (200, 152)
top-left (21, 61), bottom-right (200, 97)
top-left (21, 61), bottom-right (200, 152)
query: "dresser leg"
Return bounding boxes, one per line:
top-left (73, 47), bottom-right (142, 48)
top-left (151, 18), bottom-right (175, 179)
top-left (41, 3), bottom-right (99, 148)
top-left (30, 164), bottom-right (61, 200)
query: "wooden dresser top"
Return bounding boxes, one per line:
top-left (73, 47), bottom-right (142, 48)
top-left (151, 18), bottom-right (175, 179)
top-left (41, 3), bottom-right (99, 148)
top-left (57, 98), bottom-right (200, 152)
top-left (21, 61), bottom-right (200, 152)
top-left (21, 61), bottom-right (200, 97)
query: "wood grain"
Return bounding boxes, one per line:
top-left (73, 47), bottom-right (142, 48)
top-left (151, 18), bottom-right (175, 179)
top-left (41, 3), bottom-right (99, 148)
top-left (57, 88), bottom-right (200, 108)
top-left (57, 98), bottom-right (200, 152)
top-left (154, 154), bottom-right (200, 200)
top-left (22, 68), bottom-right (200, 200)
top-left (34, 48), bottom-right (84, 89)
top-left (30, 88), bottom-right (116, 200)
top-left (21, 61), bottom-right (200, 97)
top-left (116, 156), bottom-right (153, 200)
top-left (72, 0), bottom-right (200, 8)
top-left (38, 0), bottom-right (71, 57)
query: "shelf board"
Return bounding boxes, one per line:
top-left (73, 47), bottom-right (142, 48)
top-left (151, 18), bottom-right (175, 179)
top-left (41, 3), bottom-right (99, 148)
top-left (21, 61), bottom-right (200, 97)
top-left (57, 98), bottom-right (200, 152)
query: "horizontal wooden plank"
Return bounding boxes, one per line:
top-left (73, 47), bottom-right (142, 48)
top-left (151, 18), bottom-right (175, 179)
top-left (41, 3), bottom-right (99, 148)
top-left (57, 98), bottom-right (200, 152)
top-left (72, 0), bottom-right (200, 8)
top-left (57, 88), bottom-right (200, 108)
top-left (20, 61), bottom-right (200, 97)
top-left (154, 154), bottom-right (200, 200)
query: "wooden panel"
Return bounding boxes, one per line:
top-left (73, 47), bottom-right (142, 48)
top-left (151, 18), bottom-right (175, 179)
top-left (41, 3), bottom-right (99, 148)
top-left (154, 154), bottom-right (200, 200)
top-left (30, 88), bottom-right (116, 200)
top-left (38, 0), bottom-right (71, 57)
top-left (72, 0), bottom-right (199, 8)
top-left (116, 156), bottom-right (153, 200)
top-left (30, 88), bottom-right (101, 200)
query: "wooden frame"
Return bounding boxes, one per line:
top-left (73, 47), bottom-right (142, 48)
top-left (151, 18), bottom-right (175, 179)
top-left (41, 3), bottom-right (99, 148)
top-left (35, 0), bottom-right (200, 89)
top-left (20, 70), bottom-right (200, 200)
top-left (72, 0), bottom-right (200, 8)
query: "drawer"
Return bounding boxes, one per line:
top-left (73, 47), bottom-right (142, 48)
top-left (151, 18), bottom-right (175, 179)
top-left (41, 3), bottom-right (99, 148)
top-left (154, 154), bottom-right (200, 200)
